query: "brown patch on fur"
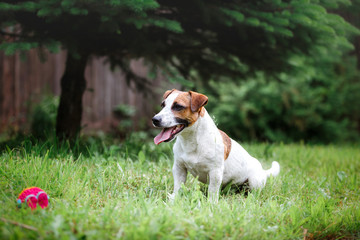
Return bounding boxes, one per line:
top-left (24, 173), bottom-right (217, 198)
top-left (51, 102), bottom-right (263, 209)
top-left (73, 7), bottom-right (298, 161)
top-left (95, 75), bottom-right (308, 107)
top-left (163, 89), bottom-right (176, 100)
top-left (219, 130), bottom-right (231, 160)
top-left (165, 90), bottom-right (209, 126)
top-left (199, 107), bottom-right (205, 117)
top-left (171, 92), bottom-right (199, 126)
top-left (189, 91), bottom-right (208, 112)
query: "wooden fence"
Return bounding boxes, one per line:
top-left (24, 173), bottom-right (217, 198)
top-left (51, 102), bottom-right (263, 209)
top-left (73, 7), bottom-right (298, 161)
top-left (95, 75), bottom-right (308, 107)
top-left (0, 50), bottom-right (171, 134)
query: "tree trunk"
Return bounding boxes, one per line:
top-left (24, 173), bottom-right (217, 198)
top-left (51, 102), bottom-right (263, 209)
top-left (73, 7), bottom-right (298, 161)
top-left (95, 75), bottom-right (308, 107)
top-left (56, 53), bottom-right (88, 140)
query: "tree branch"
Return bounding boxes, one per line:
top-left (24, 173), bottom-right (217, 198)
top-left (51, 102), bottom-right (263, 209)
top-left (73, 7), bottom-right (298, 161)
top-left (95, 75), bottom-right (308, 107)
top-left (0, 217), bottom-right (38, 232)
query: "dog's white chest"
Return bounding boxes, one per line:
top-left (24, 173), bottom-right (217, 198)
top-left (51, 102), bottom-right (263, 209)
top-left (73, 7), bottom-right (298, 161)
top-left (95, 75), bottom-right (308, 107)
top-left (175, 148), bottom-right (213, 183)
top-left (173, 127), bottom-right (224, 183)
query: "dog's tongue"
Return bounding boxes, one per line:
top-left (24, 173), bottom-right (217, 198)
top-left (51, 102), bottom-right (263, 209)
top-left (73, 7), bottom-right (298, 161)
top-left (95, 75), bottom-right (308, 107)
top-left (154, 128), bottom-right (173, 145)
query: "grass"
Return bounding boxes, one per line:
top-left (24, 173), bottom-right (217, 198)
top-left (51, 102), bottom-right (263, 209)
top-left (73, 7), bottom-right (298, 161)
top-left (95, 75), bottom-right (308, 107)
top-left (0, 136), bottom-right (359, 239)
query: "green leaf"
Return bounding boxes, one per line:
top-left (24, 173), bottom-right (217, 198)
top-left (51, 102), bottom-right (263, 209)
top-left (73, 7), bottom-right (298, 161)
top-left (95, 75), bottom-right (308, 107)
top-left (291, 14), bottom-right (312, 26)
top-left (274, 27), bottom-right (293, 37)
top-left (246, 18), bottom-right (260, 26)
top-left (138, 150), bottom-right (146, 163)
top-left (220, 8), bottom-right (245, 23)
top-left (70, 8), bottom-right (88, 15)
top-left (155, 19), bottom-right (183, 33)
top-left (0, 42), bottom-right (38, 55)
top-left (61, 0), bottom-right (74, 8)
top-left (168, 75), bottom-right (194, 88)
top-left (19, 2), bottom-right (37, 11)
top-left (45, 41), bottom-right (61, 53)
top-left (0, 3), bottom-right (18, 11)
top-left (270, 17), bottom-right (289, 27)
top-left (337, 171), bottom-right (347, 181)
top-left (37, 8), bottom-right (53, 17)
top-left (110, 0), bottom-right (121, 6)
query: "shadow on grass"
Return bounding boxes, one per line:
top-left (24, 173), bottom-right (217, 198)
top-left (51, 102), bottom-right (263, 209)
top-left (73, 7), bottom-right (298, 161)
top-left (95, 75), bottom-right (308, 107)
top-left (196, 181), bottom-right (251, 199)
top-left (0, 134), bottom-right (108, 159)
top-left (0, 132), bottom-right (173, 162)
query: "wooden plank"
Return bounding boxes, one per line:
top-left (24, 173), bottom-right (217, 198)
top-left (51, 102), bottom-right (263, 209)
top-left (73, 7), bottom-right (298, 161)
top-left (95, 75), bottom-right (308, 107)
top-left (0, 49), bottom-right (167, 134)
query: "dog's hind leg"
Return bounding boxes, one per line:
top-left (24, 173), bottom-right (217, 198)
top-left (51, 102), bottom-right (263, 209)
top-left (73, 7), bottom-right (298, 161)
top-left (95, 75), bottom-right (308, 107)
top-left (248, 173), bottom-right (267, 190)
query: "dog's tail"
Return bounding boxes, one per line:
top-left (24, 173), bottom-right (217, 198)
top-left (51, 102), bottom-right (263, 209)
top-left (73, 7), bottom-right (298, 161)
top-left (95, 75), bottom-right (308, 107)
top-left (266, 161), bottom-right (280, 177)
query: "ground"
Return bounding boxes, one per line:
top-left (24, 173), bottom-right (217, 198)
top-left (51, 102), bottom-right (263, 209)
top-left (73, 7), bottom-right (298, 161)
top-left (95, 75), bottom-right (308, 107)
top-left (0, 137), bottom-right (359, 239)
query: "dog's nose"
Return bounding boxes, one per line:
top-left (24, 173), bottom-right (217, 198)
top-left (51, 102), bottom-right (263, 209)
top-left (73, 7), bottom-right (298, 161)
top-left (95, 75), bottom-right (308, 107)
top-left (152, 116), bottom-right (161, 127)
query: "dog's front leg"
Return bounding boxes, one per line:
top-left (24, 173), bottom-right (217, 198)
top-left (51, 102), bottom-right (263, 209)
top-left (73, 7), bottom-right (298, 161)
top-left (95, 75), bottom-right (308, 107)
top-left (208, 168), bottom-right (223, 203)
top-left (169, 162), bottom-right (187, 201)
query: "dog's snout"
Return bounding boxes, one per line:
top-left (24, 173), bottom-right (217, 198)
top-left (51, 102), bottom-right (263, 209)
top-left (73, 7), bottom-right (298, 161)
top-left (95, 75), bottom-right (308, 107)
top-left (152, 116), bottom-right (162, 127)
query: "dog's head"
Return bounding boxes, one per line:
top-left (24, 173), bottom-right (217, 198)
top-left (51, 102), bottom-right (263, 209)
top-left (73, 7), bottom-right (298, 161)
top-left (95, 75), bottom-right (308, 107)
top-left (152, 89), bottom-right (208, 144)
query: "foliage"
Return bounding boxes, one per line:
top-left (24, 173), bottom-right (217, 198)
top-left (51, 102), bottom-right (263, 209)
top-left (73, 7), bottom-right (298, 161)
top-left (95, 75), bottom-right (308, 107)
top-left (112, 104), bottom-right (137, 138)
top-left (0, 139), bottom-right (359, 239)
top-left (1, 0), bottom-right (359, 140)
top-left (204, 53), bottom-right (360, 143)
top-left (30, 95), bottom-right (59, 139)
top-left (0, 0), bottom-right (358, 82)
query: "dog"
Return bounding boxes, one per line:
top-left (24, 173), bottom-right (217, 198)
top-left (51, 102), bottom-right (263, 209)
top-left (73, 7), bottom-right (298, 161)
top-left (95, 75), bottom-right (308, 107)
top-left (152, 89), bottom-right (280, 201)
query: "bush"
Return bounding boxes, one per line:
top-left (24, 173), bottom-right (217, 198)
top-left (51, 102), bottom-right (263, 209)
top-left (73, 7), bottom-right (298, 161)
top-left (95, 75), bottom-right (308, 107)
top-left (30, 95), bottom-right (59, 139)
top-left (204, 56), bottom-right (360, 143)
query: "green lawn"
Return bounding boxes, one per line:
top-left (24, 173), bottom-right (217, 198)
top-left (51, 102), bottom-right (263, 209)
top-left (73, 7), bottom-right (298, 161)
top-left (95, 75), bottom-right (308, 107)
top-left (0, 138), bottom-right (359, 239)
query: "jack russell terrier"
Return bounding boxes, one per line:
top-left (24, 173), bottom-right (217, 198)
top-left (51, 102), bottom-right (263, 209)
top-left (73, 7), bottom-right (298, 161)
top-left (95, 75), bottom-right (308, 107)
top-left (152, 89), bottom-right (280, 201)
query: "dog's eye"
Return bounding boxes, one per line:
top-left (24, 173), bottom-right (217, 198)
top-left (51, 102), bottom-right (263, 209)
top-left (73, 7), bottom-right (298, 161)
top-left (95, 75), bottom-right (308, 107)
top-left (161, 102), bottom-right (165, 108)
top-left (172, 103), bottom-right (185, 111)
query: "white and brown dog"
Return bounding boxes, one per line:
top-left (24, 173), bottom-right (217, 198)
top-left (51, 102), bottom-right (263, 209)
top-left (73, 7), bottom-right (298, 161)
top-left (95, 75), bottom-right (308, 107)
top-left (152, 89), bottom-right (280, 201)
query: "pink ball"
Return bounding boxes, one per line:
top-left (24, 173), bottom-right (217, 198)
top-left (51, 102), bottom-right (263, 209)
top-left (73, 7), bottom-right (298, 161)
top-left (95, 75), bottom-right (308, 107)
top-left (17, 187), bottom-right (49, 210)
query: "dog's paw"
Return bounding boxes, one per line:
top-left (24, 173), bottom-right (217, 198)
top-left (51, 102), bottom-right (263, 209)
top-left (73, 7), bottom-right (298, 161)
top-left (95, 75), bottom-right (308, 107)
top-left (168, 193), bottom-right (176, 203)
top-left (208, 192), bottom-right (219, 204)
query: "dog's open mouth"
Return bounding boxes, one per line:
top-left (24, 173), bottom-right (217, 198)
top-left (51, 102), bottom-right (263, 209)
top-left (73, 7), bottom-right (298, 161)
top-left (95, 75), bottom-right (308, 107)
top-left (154, 124), bottom-right (185, 145)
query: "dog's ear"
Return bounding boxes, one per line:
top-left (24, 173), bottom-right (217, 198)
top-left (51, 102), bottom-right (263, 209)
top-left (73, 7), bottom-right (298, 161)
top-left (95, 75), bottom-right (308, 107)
top-left (163, 89), bottom-right (176, 100)
top-left (189, 91), bottom-right (208, 112)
